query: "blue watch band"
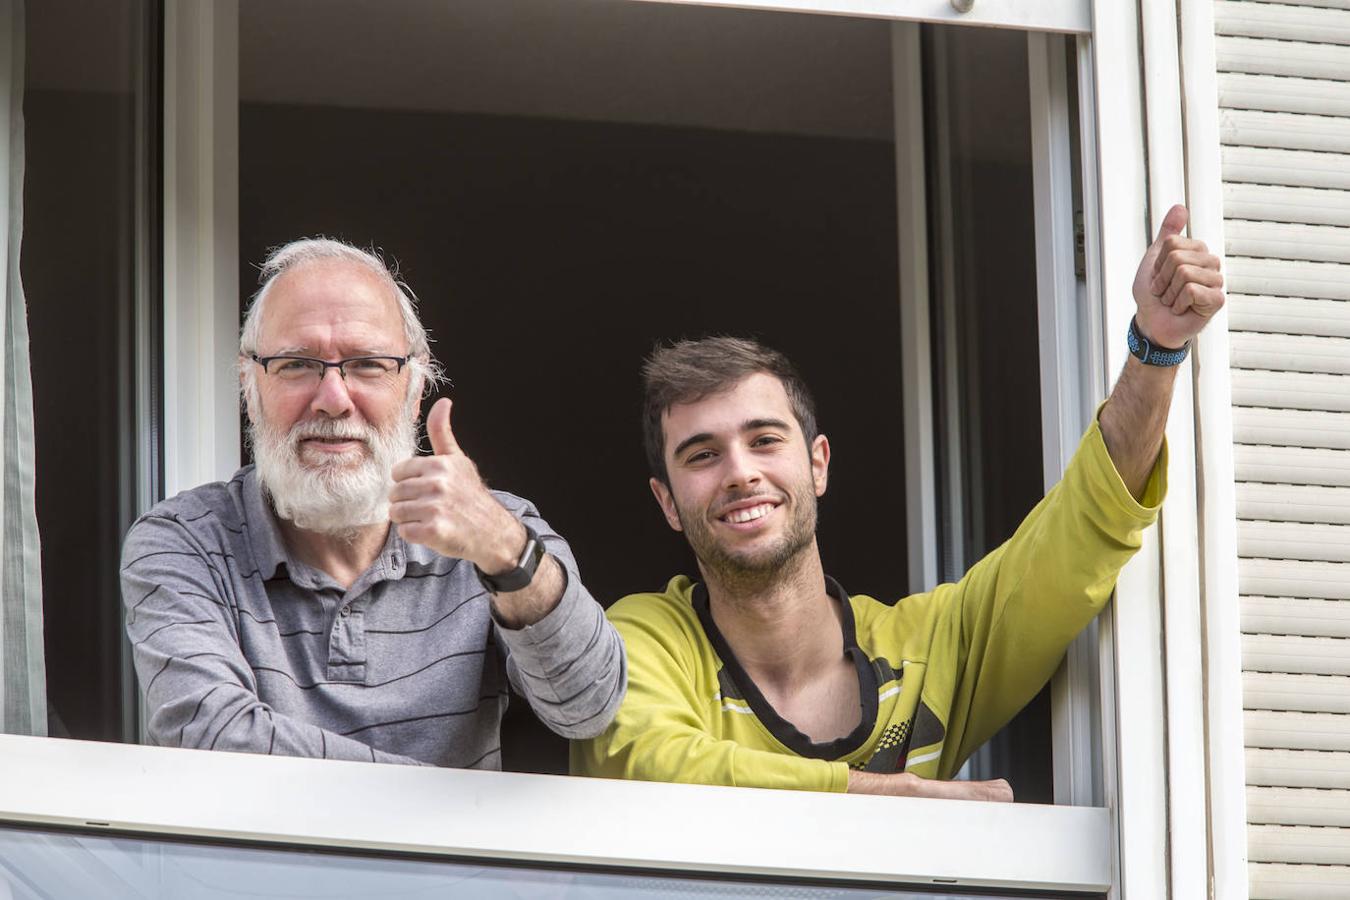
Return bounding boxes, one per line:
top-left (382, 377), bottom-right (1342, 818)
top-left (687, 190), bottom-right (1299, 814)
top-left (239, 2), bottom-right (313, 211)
top-left (1127, 316), bottom-right (1189, 367)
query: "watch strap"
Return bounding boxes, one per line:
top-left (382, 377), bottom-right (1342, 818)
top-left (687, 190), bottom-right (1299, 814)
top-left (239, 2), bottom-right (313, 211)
top-left (475, 524), bottom-right (545, 594)
top-left (1127, 316), bottom-right (1189, 367)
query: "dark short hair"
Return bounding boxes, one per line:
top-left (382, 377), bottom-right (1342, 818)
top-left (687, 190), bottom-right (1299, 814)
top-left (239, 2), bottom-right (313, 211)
top-left (642, 336), bottom-right (819, 484)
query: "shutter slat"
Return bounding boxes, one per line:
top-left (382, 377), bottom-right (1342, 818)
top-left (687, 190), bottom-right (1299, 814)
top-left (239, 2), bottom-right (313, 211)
top-left (1230, 332), bottom-right (1350, 374)
top-left (1250, 825), bottom-right (1350, 865)
top-left (1241, 596), bottom-right (1350, 637)
top-left (1247, 786), bottom-right (1350, 826)
top-left (1245, 672), bottom-right (1350, 712)
top-left (1234, 406), bottom-right (1350, 449)
top-left (1232, 370), bottom-right (1350, 412)
top-left (1246, 715), bottom-right (1350, 757)
top-left (1241, 559), bottom-right (1350, 600)
top-left (1224, 146), bottom-right (1350, 190)
top-left (1228, 257), bottom-right (1350, 301)
top-left (1247, 748), bottom-right (1350, 789)
top-left (1243, 636), bottom-right (1350, 676)
top-left (1235, 445), bottom-right (1350, 487)
top-left (1227, 219), bottom-right (1350, 264)
top-left (1222, 109), bottom-right (1350, 153)
top-left (1219, 72), bottom-right (1350, 117)
top-left (1250, 862), bottom-right (1350, 900)
top-left (1225, 184), bottom-right (1350, 226)
top-left (1229, 294), bottom-right (1350, 336)
top-left (1258, 0), bottom-right (1350, 11)
top-left (1240, 521), bottom-right (1350, 562)
top-left (1216, 0), bottom-right (1350, 44)
top-left (1238, 484), bottom-right (1350, 525)
top-left (1218, 35), bottom-right (1350, 81)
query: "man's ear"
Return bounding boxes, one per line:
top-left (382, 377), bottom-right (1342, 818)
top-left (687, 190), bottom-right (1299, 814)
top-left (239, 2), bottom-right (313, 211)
top-left (649, 477), bottom-right (684, 532)
top-left (811, 434), bottom-right (831, 497)
top-left (411, 375), bottom-right (427, 421)
top-left (239, 358), bottom-right (258, 423)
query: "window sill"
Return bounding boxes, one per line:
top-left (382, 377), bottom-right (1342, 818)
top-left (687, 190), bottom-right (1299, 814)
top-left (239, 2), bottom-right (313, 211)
top-left (0, 733), bottom-right (1110, 892)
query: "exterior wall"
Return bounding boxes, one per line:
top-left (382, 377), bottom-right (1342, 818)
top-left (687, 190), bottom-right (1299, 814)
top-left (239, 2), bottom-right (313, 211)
top-left (1212, 1), bottom-right (1350, 896)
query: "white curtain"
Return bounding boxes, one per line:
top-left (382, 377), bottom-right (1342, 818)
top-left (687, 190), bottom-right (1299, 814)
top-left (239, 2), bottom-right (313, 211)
top-left (0, 0), bottom-right (46, 737)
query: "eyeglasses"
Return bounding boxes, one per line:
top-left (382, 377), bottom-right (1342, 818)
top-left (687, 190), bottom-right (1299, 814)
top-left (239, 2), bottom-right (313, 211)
top-left (252, 354), bottom-right (409, 388)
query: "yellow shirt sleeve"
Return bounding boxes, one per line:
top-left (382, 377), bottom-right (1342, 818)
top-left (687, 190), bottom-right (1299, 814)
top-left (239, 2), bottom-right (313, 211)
top-left (933, 414), bottom-right (1166, 776)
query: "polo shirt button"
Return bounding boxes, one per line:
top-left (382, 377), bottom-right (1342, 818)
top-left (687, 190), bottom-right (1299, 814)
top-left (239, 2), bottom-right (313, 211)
top-left (340, 605), bottom-right (351, 617)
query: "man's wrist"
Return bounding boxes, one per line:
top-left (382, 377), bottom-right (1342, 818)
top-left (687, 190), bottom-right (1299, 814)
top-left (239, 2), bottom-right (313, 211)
top-left (479, 519), bottom-right (528, 576)
top-left (476, 520), bottom-right (548, 596)
top-left (1127, 316), bottom-right (1189, 367)
top-left (847, 770), bottom-right (917, 797)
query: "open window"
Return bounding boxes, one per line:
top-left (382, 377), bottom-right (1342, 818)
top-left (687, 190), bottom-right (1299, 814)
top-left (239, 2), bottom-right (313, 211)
top-left (228, 0), bottom-right (1093, 800)
top-left (10, 0), bottom-right (1168, 894)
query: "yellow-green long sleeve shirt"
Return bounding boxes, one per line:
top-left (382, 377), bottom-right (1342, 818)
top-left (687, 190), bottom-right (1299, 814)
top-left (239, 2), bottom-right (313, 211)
top-left (571, 418), bottom-right (1165, 792)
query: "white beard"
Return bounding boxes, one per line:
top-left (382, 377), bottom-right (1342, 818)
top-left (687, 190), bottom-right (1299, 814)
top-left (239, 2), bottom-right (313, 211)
top-left (249, 409), bottom-right (418, 539)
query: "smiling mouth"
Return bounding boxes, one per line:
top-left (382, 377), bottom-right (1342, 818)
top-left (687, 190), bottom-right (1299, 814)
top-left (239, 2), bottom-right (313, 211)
top-left (299, 436), bottom-right (366, 451)
top-left (719, 501), bottom-right (779, 524)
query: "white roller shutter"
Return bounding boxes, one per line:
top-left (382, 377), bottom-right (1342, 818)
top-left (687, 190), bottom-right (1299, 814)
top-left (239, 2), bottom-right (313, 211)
top-left (1216, 2), bottom-right (1350, 895)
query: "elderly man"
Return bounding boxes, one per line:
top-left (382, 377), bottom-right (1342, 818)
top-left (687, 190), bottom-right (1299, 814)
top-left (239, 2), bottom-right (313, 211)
top-left (123, 240), bottom-right (625, 767)
top-left (574, 205), bottom-right (1222, 800)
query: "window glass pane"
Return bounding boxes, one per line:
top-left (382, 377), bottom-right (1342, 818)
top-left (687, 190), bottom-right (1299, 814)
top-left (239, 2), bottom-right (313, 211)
top-left (923, 25), bottom-right (1050, 801)
top-left (0, 826), bottom-right (1098, 899)
top-left (22, 0), bottom-right (155, 743)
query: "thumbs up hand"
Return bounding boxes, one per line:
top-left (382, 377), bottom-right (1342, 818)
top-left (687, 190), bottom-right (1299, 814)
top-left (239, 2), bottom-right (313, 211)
top-left (389, 398), bottom-right (527, 573)
top-left (1132, 204), bottom-right (1225, 350)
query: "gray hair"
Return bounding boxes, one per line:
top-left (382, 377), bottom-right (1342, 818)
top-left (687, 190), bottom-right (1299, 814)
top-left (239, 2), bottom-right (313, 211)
top-left (238, 238), bottom-right (446, 409)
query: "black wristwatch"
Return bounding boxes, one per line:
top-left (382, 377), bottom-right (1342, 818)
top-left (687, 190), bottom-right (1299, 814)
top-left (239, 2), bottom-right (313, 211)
top-left (1127, 316), bottom-right (1190, 367)
top-left (475, 524), bottom-right (545, 594)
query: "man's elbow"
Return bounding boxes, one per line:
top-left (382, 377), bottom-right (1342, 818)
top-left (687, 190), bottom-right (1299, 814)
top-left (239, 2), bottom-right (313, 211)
top-left (147, 696), bottom-right (270, 755)
top-left (547, 667), bottom-right (628, 740)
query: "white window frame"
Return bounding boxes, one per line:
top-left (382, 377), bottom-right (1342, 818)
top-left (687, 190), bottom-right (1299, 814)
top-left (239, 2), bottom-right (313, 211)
top-left (1029, 28), bottom-right (1104, 812)
top-left (0, 733), bottom-right (1113, 893)
top-left (1167, 0), bottom-right (1248, 896)
top-left (9, 0), bottom-right (1217, 895)
top-left (1077, 0), bottom-right (1250, 896)
top-left (162, 0), bottom-right (240, 498)
top-left (629, 0), bottom-right (1090, 34)
top-left (1083, 0), bottom-right (1173, 895)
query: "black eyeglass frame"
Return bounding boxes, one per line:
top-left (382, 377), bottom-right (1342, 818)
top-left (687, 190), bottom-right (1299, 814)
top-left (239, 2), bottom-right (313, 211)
top-left (251, 354), bottom-right (410, 380)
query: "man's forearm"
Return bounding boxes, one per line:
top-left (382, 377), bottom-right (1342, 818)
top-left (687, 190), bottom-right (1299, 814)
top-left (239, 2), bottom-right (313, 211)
top-left (497, 562), bottom-right (627, 740)
top-left (157, 690), bottom-right (430, 766)
top-left (1098, 356), bottom-right (1178, 500)
top-left (847, 770), bottom-right (1014, 802)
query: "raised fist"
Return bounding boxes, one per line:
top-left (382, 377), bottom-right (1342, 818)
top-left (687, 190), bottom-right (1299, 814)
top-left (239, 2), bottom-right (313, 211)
top-left (1132, 204), bottom-right (1225, 350)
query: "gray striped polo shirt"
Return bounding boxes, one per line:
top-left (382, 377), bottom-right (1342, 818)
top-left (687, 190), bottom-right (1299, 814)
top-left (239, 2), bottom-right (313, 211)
top-left (121, 464), bottom-right (626, 768)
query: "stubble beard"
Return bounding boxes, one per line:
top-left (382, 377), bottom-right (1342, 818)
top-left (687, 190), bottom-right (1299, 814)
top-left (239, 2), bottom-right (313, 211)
top-left (677, 481), bottom-right (819, 597)
top-left (249, 404), bottom-right (418, 540)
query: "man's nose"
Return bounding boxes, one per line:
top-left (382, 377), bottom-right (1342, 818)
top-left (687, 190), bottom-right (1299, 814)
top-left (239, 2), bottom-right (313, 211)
top-left (721, 446), bottom-right (762, 491)
top-left (309, 367), bottom-right (355, 417)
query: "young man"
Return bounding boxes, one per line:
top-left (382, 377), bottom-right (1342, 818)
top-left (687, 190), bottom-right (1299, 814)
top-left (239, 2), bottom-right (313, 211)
top-left (573, 205), bottom-right (1223, 800)
top-left (123, 239), bottom-right (625, 767)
